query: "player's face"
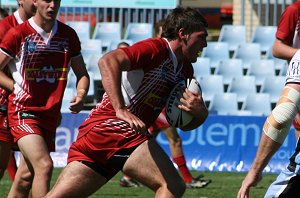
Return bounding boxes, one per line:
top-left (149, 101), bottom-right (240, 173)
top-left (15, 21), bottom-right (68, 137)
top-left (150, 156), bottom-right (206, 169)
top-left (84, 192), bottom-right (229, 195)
top-left (19, 0), bottom-right (36, 19)
top-left (182, 28), bottom-right (207, 63)
top-left (22, 0), bottom-right (36, 19)
top-left (34, 0), bottom-right (61, 21)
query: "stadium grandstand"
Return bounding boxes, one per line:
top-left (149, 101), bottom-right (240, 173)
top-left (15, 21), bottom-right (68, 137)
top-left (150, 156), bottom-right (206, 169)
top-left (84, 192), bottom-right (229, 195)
top-left (0, 0), bottom-right (296, 177)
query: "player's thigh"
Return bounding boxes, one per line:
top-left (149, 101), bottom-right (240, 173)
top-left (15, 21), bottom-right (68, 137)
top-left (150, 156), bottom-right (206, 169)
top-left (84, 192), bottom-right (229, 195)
top-left (123, 138), bottom-right (184, 190)
top-left (17, 134), bottom-right (52, 166)
top-left (47, 161), bottom-right (106, 198)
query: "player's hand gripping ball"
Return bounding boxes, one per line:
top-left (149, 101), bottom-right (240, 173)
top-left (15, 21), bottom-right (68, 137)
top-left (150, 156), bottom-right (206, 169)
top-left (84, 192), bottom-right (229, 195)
top-left (165, 78), bottom-right (202, 128)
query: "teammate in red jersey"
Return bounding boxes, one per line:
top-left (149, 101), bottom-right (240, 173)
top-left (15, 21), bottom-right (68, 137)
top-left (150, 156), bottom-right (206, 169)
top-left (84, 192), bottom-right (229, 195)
top-left (0, 0), bottom-right (90, 197)
top-left (45, 7), bottom-right (208, 197)
top-left (0, 0), bottom-right (36, 188)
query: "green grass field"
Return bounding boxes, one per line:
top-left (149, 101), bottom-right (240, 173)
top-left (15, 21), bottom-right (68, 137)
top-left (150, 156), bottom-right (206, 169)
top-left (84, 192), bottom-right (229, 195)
top-left (0, 169), bottom-right (277, 198)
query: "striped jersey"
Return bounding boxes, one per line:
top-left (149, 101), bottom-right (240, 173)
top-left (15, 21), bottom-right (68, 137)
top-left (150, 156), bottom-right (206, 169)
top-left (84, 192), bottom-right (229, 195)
top-left (77, 38), bottom-right (193, 145)
top-left (0, 18), bottom-right (81, 130)
top-left (0, 11), bottom-right (23, 106)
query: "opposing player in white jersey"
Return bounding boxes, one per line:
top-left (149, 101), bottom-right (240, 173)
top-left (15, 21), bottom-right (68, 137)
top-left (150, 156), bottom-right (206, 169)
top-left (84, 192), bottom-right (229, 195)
top-left (0, 0), bottom-right (36, 194)
top-left (45, 7), bottom-right (208, 197)
top-left (238, 1), bottom-right (300, 197)
top-left (0, 0), bottom-right (90, 197)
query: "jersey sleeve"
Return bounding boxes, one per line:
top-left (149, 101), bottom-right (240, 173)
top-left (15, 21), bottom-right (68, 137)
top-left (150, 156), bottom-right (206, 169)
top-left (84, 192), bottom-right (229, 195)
top-left (276, 4), bottom-right (300, 44)
top-left (0, 27), bottom-right (19, 58)
top-left (120, 39), bottom-right (168, 71)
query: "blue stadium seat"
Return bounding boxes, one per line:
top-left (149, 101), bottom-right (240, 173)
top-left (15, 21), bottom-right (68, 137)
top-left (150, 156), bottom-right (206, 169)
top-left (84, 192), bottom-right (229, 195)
top-left (192, 57), bottom-right (211, 78)
top-left (218, 25), bottom-right (246, 52)
top-left (198, 75), bottom-right (224, 105)
top-left (87, 54), bottom-right (102, 81)
top-left (209, 93), bottom-right (239, 115)
top-left (67, 21), bottom-right (90, 41)
top-left (228, 76), bottom-right (257, 104)
top-left (81, 39), bottom-right (102, 63)
top-left (232, 43), bottom-right (261, 74)
top-left (92, 22), bottom-right (122, 51)
top-left (61, 87), bottom-right (75, 112)
top-left (243, 93), bottom-right (271, 116)
top-left (201, 42), bottom-right (230, 70)
top-left (261, 76), bottom-right (285, 104)
top-left (265, 47), bottom-right (288, 76)
top-left (124, 23), bottom-right (153, 44)
top-left (215, 59), bottom-right (243, 86)
top-left (248, 59), bottom-right (275, 86)
top-left (250, 26), bottom-right (277, 53)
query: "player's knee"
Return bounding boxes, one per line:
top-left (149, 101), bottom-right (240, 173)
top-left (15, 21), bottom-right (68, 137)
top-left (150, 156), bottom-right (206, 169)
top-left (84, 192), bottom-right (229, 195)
top-left (35, 157), bottom-right (53, 177)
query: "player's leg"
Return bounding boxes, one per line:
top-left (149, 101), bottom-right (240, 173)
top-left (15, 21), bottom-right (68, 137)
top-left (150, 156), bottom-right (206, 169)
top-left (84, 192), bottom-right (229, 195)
top-left (123, 138), bottom-right (186, 197)
top-left (0, 140), bottom-right (12, 179)
top-left (8, 154), bottom-right (33, 197)
top-left (6, 152), bottom-right (17, 181)
top-left (162, 127), bottom-right (210, 188)
top-left (45, 161), bottom-right (107, 198)
top-left (162, 126), bottom-right (193, 183)
top-left (15, 133), bottom-right (53, 197)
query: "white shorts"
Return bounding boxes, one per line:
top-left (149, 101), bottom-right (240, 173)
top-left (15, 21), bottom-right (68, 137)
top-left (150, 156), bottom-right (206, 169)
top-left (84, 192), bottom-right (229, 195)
top-left (264, 167), bottom-right (300, 198)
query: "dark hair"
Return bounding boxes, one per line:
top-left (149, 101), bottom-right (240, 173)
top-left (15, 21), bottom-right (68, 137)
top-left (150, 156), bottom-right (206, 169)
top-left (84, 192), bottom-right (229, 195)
top-left (154, 19), bottom-right (165, 38)
top-left (161, 7), bottom-right (208, 41)
top-left (0, 8), bottom-right (9, 19)
top-left (117, 41), bottom-right (130, 48)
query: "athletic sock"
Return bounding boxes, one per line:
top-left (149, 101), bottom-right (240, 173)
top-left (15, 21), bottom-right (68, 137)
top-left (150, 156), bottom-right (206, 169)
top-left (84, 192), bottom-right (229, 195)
top-left (173, 155), bottom-right (193, 183)
top-left (6, 152), bottom-right (17, 181)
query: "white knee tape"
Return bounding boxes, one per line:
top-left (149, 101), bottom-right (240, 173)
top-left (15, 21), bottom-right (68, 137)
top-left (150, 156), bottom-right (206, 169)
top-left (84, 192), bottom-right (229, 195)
top-left (264, 86), bottom-right (300, 144)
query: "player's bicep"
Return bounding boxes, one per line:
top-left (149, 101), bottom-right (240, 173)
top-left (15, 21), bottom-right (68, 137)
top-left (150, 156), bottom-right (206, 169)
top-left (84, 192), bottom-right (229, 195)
top-left (100, 49), bottom-right (132, 71)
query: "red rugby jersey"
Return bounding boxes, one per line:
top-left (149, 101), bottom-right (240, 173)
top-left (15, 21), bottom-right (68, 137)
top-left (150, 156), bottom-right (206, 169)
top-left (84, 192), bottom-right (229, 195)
top-left (0, 18), bottom-right (81, 130)
top-left (276, 1), bottom-right (300, 48)
top-left (78, 38), bottom-right (193, 143)
top-left (0, 11), bottom-right (22, 106)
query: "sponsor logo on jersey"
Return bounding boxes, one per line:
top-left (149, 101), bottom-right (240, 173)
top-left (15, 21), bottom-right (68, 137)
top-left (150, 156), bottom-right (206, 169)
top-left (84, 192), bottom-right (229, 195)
top-left (144, 93), bottom-right (162, 111)
top-left (26, 65), bottom-right (68, 83)
top-left (26, 41), bottom-right (37, 53)
top-left (20, 112), bottom-right (36, 119)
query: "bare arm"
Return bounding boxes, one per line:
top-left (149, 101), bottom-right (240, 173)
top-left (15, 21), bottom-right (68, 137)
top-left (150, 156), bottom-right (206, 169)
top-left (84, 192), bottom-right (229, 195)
top-left (69, 55), bottom-right (90, 114)
top-left (237, 132), bottom-right (281, 198)
top-left (272, 38), bottom-right (298, 62)
top-left (98, 49), bottom-right (147, 133)
top-left (0, 51), bottom-right (13, 92)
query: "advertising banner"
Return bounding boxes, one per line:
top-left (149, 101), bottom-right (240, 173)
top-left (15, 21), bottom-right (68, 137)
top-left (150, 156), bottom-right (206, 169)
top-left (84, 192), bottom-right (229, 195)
top-left (50, 113), bottom-right (296, 173)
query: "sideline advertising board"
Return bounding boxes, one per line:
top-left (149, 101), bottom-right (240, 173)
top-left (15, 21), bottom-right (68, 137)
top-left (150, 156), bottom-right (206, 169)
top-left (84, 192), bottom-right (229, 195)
top-left (45, 113), bottom-right (296, 173)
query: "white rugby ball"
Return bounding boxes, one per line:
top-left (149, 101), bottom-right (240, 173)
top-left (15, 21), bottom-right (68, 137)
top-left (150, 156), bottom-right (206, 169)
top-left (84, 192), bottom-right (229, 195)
top-left (165, 78), bottom-right (202, 128)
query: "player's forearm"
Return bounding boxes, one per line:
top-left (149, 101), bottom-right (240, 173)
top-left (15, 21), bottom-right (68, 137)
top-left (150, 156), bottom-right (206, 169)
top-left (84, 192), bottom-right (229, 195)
top-left (76, 75), bottom-right (89, 99)
top-left (0, 71), bottom-right (13, 92)
top-left (250, 132), bottom-right (281, 174)
top-left (98, 54), bottom-right (125, 111)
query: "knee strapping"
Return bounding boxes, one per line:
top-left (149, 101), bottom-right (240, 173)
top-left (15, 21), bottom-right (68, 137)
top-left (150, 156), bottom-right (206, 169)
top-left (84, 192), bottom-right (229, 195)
top-left (264, 87), bottom-right (300, 144)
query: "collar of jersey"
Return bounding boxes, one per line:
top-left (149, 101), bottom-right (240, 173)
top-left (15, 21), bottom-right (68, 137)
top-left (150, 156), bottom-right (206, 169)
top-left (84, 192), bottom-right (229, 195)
top-left (13, 10), bottom-right (23, 25)
top-left (28, 18), bottom-right (58, 45)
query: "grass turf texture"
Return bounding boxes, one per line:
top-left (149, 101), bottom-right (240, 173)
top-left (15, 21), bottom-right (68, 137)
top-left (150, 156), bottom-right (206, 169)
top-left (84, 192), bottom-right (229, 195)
top-left (0, 169), bottom-right (277, 198)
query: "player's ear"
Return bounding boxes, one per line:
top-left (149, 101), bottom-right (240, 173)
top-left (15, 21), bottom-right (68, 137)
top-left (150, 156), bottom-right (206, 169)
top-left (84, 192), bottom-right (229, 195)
top-left (178, 28), bottom-right (185, 39)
